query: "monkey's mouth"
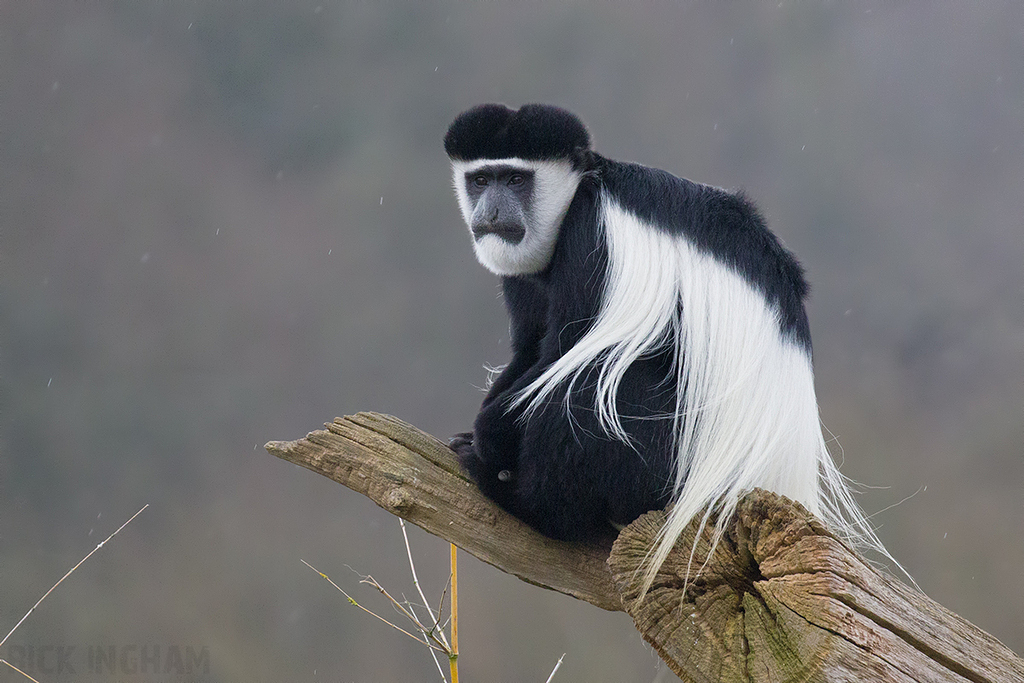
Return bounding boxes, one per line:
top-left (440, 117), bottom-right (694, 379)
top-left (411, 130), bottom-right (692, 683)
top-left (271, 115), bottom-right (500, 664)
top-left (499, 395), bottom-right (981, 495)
top-left (473, 224), bottom-right (526, 243)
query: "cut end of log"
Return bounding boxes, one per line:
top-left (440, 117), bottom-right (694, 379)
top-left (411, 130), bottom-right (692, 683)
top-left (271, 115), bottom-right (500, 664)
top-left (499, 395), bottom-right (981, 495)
top-left (609, 490), bottom-right (1024, 682)
top-left (608, 491), bottom-right (837, 681)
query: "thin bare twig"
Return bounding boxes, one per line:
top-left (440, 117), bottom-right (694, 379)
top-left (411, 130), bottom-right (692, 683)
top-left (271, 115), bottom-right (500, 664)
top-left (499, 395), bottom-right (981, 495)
top-left (301, 560), bottom-right (439, 650)
top-left (433, 574), bottom-right (452, 637)
top-left (0, 660), bottom-right (41, 683)
top-left (399, 520), bottom-right (451, 651)
top-left (403, 599), bottom-right (448, 682)
top-left (545, 653), bottom-right (566, 683)
top-left (359, 574), bottom-right (445, 645)
top-left (0, 504), bottom-right (148, 683)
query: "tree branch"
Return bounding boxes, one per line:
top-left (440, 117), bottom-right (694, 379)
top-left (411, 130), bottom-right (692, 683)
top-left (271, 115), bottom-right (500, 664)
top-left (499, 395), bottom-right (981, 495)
top-left (266, 412), bottom-right (1024, 682)
top-left (265, 412), bottom-right (620, 611)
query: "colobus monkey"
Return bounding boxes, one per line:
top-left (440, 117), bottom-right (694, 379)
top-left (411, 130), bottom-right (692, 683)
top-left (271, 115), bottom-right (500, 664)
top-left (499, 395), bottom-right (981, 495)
top-left (445, 103), bottom-right (885, 587)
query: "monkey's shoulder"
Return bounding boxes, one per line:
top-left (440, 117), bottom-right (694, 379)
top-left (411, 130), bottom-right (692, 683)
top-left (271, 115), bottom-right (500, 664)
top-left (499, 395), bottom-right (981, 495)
top-left (596, 160), bottom-right (759, 240)
top-left (596, 158), bottom-right (811, 342)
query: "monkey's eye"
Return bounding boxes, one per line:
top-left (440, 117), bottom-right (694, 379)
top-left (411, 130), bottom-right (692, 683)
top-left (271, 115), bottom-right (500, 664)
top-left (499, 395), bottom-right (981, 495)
top-left (508, 173), bottom-right (525, 186)
top-left (472, 175), bottom-right (488, 188)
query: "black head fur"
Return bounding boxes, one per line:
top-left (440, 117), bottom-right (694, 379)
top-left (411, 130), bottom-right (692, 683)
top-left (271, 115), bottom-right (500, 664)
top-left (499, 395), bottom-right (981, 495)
top-left (444, 104), bottom-right (591, 162)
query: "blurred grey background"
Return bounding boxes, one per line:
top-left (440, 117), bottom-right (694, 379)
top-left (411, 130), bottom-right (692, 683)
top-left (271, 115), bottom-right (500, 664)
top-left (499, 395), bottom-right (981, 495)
top-left (2, 2), bottom-right (1022, 681)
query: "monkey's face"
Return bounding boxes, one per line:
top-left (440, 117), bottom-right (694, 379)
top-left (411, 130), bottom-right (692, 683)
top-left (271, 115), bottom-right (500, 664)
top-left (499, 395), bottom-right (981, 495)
top-left (451, 158), bottom-right (581, 276)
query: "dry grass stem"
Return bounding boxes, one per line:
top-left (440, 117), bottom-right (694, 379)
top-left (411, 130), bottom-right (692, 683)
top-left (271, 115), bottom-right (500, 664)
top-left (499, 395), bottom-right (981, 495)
top-left (399, 520), bottom-right (451, 651)
top-left (300, 560), bottom-right (441, 651)
top-left (0, 504), bottom-right (149, 683)
top-left (544, 653), bottom-right (566, 683)
top-left (0, 660), bottom-right (42, 683)
top-left (449, 543), bottom-right (459, 683)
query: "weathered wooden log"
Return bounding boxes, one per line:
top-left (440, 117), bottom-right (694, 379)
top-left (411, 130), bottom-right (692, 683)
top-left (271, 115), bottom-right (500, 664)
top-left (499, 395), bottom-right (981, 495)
top-left (265, 412), bottom-right (1024, 682)
top-left (266, 412), bottom-right (619, 610)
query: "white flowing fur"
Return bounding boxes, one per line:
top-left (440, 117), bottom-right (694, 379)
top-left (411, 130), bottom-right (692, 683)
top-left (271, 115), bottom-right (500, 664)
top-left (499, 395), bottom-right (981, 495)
top-left (513, 195), bottom-right (887, 593)
top-left (452, 158), bottom-right (581, 276)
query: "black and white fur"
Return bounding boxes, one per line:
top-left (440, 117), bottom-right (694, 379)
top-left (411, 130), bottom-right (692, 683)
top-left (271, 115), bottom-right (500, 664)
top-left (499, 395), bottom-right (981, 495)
top-left (445, 103), bottom-right (885, 587)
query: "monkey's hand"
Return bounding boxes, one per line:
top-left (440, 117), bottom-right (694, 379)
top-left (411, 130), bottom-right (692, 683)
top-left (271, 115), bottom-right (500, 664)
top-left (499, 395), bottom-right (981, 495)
top-left (448, 431), bottom-right (475, 460)
top-left (449, 431), bottom-right (494, 485)
top-left (449, 429), bottom-right (519, 511)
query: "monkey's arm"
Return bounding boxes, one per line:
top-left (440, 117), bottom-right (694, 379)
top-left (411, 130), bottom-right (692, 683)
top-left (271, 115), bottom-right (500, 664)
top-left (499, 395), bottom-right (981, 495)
top-left (452, 276), bottom-right (550, 502)
top-left (464, 192), bottom-right (613, 529)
